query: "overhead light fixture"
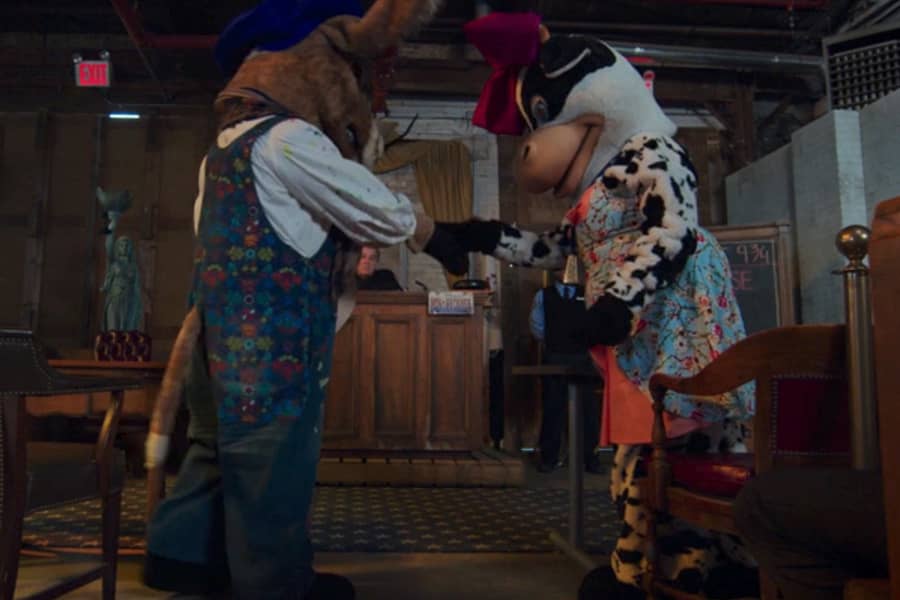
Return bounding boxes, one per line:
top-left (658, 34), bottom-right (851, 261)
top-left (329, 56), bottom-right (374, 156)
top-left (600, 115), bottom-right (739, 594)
top-left (108, 112), bottom-right (141, 120)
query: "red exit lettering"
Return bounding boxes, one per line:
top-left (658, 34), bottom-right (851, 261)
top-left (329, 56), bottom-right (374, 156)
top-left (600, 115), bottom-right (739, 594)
top-left (76, 61), bottom-right (110, 87)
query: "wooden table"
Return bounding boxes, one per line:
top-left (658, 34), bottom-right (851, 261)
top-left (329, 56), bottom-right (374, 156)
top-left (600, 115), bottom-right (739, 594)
top-left (512, 364), bottom-right (602, 572)
top-left (34, 360), bottom-right (167, 474)
top-left (41, 359), bottom-right (166, 419)
top-left (0, 330), bottom-right (143, 599)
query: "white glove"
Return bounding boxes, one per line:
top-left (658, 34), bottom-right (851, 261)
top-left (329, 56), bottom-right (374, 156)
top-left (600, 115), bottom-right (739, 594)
top-left (145, 432), bottom-right (170, 469)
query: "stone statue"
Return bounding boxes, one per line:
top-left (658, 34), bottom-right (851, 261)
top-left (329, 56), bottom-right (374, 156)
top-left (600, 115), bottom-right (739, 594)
top-left (97, 187), bottom-right (143, 332)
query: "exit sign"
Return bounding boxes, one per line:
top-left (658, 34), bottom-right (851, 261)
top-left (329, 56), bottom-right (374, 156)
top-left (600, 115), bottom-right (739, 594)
top-left (75, 60), bottom-right (111, 88)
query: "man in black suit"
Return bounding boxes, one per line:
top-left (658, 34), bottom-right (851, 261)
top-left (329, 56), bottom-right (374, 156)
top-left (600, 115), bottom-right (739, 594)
top-left (356, 245), bottom-right (403, 291)
top-left (530, 257), bottom-right (603, 474)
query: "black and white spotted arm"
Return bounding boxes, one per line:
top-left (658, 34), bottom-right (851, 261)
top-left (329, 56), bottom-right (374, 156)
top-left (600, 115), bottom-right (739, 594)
top-left (435, 219), bottom-right (574, 270)
top-left (583, 134), bottom-right (700, 347)
top-left (493, 222), bottom-right (573, 269)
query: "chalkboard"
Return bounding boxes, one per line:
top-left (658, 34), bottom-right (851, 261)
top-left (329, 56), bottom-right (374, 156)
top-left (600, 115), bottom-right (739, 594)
top-left (709, 222), bottom-right (796, 335)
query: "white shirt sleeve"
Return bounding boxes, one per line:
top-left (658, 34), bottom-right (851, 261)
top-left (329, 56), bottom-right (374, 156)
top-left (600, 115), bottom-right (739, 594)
top-left (257, 119), bottom-right (417, 247)
top-left (193, 118), bottom-right (418, 256)
top-left (193, 156), bottom-right (206, 235)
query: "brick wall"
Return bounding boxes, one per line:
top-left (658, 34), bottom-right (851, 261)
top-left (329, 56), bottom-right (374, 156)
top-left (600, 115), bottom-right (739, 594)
top-left (374, 99), bottom-right (501, 305)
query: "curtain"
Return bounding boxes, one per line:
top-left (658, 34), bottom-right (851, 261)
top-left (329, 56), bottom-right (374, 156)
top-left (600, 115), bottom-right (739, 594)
top-left (375, 140), bottom-right (473, 288)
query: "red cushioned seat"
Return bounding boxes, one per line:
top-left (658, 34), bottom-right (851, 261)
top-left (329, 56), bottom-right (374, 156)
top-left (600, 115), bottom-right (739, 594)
top-left (668, 453), bottom-right (756, 498)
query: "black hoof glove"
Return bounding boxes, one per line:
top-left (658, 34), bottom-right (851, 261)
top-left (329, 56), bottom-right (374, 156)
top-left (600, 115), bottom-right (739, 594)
top-left (578, 567), bottom-right (646, 600)
top-left (424, 225), bottom-right (469, 276)
top-left (577, 294), bottom-right (634, 348)
top-left (434, 219), bottom-right (503, 255)
top-left (305, 572), bottom-right (355, 600)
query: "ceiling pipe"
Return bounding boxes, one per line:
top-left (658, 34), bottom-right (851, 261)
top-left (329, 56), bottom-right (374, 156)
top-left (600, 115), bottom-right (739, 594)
top-left (539, 20), bottom-right (813, 40)
top-left (427, 19), bottom-right (814, 40)
top-left (608, 41), bottom-right (824, 76)
top-left (108, 0), bottom-right (170, 100)
top-left (655, 0), bottom-right (826, 7)
top-left (839, 0), bottom-right (900, 31)
top-left (104, 0), bottom-right (823, 80)
top-left (108, 0), bottom-right (216, 50)
top-left (108, 1), bottom-right (820, 50)
top-left (145, 35), bottom-right (219, 49)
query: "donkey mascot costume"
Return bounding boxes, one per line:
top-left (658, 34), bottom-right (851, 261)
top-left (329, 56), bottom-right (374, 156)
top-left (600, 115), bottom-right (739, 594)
top-left (141, 1), bottom-right (463, 598)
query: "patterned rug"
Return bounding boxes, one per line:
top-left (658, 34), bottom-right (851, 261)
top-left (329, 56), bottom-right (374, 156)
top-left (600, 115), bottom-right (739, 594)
top-left (23, 480), bottom-right (620, 554)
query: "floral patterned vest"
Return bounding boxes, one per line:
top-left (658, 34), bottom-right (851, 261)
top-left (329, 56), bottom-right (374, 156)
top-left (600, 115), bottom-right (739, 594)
top-left (191, 117), bottom-right (339, 425)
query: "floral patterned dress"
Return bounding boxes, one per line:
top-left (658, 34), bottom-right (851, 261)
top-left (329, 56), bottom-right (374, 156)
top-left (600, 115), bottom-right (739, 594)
top-left (566, 150), bottom-right (757, 593)
top-left (488, 133), bottom-right (757, 593)
top-left (568, 180), bottom-right (754, 436)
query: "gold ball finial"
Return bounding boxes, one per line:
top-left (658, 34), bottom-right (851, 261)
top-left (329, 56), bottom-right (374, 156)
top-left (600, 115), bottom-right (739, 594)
top-left (836, 225), bottom-right (870, 263)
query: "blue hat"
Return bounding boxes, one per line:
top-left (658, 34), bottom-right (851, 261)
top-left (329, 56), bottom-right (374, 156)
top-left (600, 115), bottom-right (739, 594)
top-left (215, 0), bottom-right (364, 76)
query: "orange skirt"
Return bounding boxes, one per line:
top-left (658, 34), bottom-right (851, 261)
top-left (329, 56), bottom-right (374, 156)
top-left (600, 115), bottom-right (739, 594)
top-left (593, 346), bottom-right (704, 446)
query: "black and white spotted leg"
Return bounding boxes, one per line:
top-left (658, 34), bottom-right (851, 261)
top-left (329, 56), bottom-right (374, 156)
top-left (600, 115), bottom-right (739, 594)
top-left (608, 426), bottom-right (756, 594)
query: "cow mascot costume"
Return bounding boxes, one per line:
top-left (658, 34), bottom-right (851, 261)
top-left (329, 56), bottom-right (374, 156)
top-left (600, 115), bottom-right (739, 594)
top-left (140, 1), bottom-right (464, 598)
top-left (452, 13), bottom-right (759, 599)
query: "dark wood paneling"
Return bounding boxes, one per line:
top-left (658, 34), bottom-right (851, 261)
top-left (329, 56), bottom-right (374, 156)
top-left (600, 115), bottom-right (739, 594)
top-left (0, 112), bottom-right (217, 356)
top-left (322, 293), bottom-right (489, 452)
top-left (148, 117), bottom-right (212, 360)
top-left (372, 315), bottom-right (418, 438)
top-left (324, 315), bottom-right (360, 439)
top-left (429, 319), bottom-right (468, 441)
top-left (0, 116), bottom-right (33, 327)
top-left (38, 114), bottom-right (93, 346)
top-left (675, 127), bottom-right (728, 227)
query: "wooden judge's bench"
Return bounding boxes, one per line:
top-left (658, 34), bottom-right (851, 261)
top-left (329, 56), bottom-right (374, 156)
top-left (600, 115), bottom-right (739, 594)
top-left (319, 290), bottom-right (522, 486)
top-left (324, 291), bottom-right (488, 450)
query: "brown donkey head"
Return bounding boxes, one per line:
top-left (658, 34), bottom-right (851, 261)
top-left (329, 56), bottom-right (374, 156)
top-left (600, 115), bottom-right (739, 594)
top-left (215, 0), bottom-right (442, 169)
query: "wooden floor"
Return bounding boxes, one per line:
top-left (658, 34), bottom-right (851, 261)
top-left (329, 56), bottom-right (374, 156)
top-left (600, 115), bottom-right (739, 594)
top-left (16, 552), bottom-right (595, 599)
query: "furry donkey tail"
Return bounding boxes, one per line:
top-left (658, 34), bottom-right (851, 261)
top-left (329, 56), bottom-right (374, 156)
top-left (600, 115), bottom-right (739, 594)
top-left (145, 306), bottom-right (202, 469)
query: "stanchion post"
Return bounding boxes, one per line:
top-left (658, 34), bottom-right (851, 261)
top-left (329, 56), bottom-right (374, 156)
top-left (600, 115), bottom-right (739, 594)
top-left (835, 225), bottom-right (879, 471)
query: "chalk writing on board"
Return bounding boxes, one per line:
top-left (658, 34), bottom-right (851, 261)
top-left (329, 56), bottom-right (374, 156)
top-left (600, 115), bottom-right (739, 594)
top-left (725, 242), bottom-right (775, 293)
top-left (718, 239), bottom-right (779, 335)
top-left (710, 223), bottom-right (793, 336)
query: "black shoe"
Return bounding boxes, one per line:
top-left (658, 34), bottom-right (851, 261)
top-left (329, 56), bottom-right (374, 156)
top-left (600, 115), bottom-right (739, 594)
top-left (142, 552), bottom-right (230, 595)
top-left (585, 455), bottom-right (606, 474)
top-left (578, 567), bottom-right (645, 600)
top-left (537, 461), bottom-right (557, 473)
top-left (703, 564), bottom-right (760, 598)
top-left (304, 572), bottom-right (355, 600)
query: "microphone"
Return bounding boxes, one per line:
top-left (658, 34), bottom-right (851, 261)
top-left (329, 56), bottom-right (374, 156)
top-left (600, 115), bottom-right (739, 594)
top-left (414, 280), bottom-right (429, 292)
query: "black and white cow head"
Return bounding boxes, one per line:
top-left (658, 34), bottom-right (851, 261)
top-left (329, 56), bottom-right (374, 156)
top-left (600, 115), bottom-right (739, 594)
top-left (515, 31), bottom-right (676, 199)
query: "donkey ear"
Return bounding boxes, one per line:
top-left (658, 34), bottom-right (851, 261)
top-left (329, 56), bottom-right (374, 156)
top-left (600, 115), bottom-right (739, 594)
top-left (347, 0), bottom-right (442, 57)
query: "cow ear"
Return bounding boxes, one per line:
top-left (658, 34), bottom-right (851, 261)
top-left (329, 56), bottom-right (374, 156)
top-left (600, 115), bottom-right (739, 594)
top-left (346, 0), bottom-right (442, 58)
top-left (538, 35), bottom-right (615, 78)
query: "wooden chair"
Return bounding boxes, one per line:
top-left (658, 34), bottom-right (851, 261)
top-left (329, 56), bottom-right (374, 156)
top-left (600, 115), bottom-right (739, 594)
top-left (0, 329), bottom-right (140, 599)
top-left (642, 324), bottom-right (851, 599)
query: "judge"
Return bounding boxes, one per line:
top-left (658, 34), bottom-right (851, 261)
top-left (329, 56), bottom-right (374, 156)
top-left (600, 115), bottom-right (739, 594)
top-left (356, 245), bottom-right (403, 291)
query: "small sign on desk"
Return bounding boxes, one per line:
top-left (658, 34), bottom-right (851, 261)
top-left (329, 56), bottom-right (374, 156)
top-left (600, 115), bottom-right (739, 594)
top-left (427, 291), bottom-right (474, 316)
